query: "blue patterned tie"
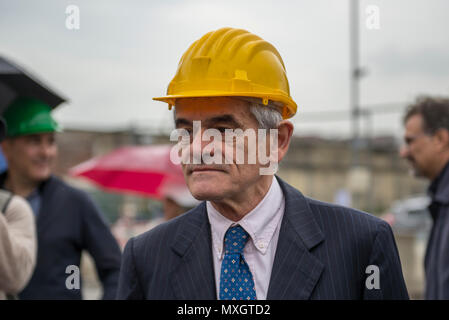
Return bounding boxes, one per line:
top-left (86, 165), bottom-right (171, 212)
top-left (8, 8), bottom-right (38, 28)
top-left (219, 225), bottom-right (257, 300)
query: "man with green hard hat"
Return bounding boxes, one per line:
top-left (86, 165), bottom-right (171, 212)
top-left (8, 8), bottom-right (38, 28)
top-left (0, 97), bottom-right (122, 300)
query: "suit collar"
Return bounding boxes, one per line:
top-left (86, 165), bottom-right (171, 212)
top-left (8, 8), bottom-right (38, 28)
top-left (266, 177), bottom-right (325, 299)
top-left (170, 202), bottom-right (217, 299)
top-left (276, 177), bottom-right (324, 250)
top-left (171, 202), bottom-right (206, 255)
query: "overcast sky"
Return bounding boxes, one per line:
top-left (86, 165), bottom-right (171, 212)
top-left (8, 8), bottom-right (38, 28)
top-left (1, 0), bottom-right (449, 138)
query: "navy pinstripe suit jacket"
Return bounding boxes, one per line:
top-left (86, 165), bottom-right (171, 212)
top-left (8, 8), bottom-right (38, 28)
top-left (117, 177), bottom-right (409, 300)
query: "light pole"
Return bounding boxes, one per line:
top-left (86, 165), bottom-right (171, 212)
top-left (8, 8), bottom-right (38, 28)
top-left (350, 0), bottom-right (361, 166)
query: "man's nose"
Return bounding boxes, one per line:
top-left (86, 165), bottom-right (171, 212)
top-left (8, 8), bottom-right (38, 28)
top-left (191, 128), bottom-right (203, 150)
top-left (39, 142), bottom-right (53, 157)
top-left (399, 144), bottom-right (409, 158)
top-left (190, 128), bottom-right (215, 161)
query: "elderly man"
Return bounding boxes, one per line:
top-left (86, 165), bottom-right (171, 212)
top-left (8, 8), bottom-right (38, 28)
top-left (400, 96), bottom-right (449, 299)
top-left (117, 27), bottom-right (408, 300)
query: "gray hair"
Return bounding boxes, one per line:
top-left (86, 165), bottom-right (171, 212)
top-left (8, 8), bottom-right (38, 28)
top-left (246, 99), bottom-right (283, 130)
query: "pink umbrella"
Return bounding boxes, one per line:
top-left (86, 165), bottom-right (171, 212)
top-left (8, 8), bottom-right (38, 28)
top-left (68, 145), bottom-right (187, 199)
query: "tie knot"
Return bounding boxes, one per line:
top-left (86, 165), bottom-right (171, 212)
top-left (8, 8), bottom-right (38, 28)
top-left (224, 225), bottom-right (249, 255)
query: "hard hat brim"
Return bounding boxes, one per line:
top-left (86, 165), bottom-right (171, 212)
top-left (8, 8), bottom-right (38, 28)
top-left (153, 91), bottom-right (297, 119)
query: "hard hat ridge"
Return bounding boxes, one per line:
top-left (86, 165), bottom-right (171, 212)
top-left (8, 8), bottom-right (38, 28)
top-left (154, 27), bottom-right (297, 119)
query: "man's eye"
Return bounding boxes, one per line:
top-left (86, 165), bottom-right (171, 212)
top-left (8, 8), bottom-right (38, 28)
top-left (178, 127), bottom-right (192, 134)
top-left (27, 137), bottom-right (40, 144)
top-left (216, 127), bottom-right (228, 133)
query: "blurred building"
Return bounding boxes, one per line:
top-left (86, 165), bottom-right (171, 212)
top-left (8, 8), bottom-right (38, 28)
top-left (279, 135), bottom-right (427, 213)
top-left (56, 129), bottom-right (428, 213)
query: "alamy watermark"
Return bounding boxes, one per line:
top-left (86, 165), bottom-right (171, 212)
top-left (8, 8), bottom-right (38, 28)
top-left (169, 121), bottom-right (279, 175)
top-left (65, 265), bottom-right (80, 290)
top-left (65, 5), bottom-right (80, 30)
top-left (365, 264), bottom-right (380, 290)
top-left (365, 5), bottom-right (380, 30)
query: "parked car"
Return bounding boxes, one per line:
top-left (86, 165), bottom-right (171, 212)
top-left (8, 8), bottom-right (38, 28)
top-left (386, 195), bottom-right (432, 233)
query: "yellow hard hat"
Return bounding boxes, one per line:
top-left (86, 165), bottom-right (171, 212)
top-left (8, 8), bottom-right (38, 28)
top-left (153, 27), bottom-right (297, 119)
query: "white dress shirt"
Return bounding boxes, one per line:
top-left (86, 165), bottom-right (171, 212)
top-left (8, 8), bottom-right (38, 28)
top-left (206, 176), bottom-right (285, 300)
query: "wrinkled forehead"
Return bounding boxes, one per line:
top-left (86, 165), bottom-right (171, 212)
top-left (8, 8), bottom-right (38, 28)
top-left (175, 97), bottom-right (249, 116)
top-left (173, 97), bottom-right (257, 127)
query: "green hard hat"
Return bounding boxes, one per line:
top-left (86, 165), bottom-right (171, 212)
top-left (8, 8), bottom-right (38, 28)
top-left (3, 97), bottom-right (61, 137)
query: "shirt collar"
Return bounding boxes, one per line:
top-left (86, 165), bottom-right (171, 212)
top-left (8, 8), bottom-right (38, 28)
top-left (207, 176), bottom-right (284, 259)
top-left (26, 188), bottom-right (42, 217)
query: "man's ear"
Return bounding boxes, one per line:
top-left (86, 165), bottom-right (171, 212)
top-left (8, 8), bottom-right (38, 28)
top-left (434, 128), bottom-right (449, 152)
top-left (1, 140), bottom-right (8, 151)
top-left (276, 120), bottom-right (294, 163)
top-left (1, 139), bottom-right (11, 160)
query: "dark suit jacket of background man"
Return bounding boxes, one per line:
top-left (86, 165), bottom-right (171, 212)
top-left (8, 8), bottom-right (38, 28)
top-left (117, 177), bottom-right (409, 299)
top-left (0, 173), bottom-right (122, 299)
top-left (426, 161), bottom-right (449, 299)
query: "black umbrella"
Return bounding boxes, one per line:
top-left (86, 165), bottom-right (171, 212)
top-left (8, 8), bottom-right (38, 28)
top-left (0, 55), bottom-right (67, 115)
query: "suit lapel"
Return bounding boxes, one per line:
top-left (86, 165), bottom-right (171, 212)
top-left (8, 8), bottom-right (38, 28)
top-left (170, 202), bottom-right (217, 299)
top-left (267, 178), bottom-right (325, 300)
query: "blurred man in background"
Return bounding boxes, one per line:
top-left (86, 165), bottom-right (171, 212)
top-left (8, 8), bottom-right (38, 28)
top-left (400, 96), bottom-right (449, 299)
top-left (0, 117), bottom-right (36, 300)
top-left (0, 97), bottom-right (122, 299)
top-left (144, 188), bottom-right (200, 230)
